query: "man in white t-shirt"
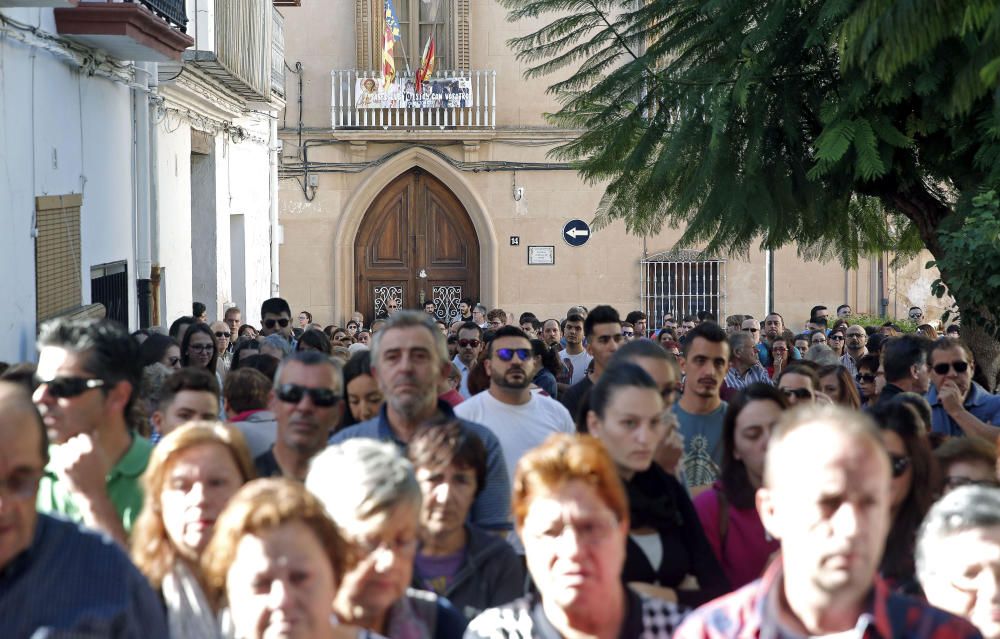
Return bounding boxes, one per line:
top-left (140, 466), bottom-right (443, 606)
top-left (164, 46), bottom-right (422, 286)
top-left (561, 312), bottom-right (592, 385)
top-left (455, 325), bottom-right (575, 486)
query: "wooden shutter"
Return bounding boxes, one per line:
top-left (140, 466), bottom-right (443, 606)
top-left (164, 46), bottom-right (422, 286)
top-left (455, 0), bottom-right (469, 70)
top-left (35, 194), bottom-right (83, 321)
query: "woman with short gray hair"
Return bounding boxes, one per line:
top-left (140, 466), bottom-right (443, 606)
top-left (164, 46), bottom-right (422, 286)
top-left (917, 485), bottom-right (1000, 639)
top-left (307, 439), bottom-right (467, 639)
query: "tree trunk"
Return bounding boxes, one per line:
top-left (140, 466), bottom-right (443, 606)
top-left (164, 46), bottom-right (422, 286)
top-left (960, 323), bottom-right (1000, 393)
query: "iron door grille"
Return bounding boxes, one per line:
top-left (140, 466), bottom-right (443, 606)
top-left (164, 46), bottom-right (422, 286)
top-left (640, 250), bottom-right (726, 328)
top-left (91, 261), bottom-right (129, 327)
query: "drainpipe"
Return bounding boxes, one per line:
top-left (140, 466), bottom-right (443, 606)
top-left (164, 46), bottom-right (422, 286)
top-left (133, 62), bottom-right (155, 327)
top-left (269, 115), bottom-right (280, 297)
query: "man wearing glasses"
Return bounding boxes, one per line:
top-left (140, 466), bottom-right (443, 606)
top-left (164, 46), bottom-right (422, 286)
top-left (927, 339), bottom-right (1000, 440)
top-left (32, 318), bottom-right (149, 545)
top-left (454, 325), bottom-right (574, 492)
top-left (259, 296), bottom-right (294, 341)
top-left (210, 320), bottom-right (233, 378)
top-left (454, 321), bottom-right (484, 398)
top-left (255, 351), bottom-right (343, 480)
top-left (0, 382), bottom-right (168, 637)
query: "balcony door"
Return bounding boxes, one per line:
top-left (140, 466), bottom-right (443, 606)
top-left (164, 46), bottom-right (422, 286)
top-left (355, 169), bottom-right (479, 324)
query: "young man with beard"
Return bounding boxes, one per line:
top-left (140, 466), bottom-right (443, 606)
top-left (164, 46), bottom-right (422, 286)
top-left (673, 321), bottom-right (729, 489)
top-left (454, 326), bottom-right (574, 490)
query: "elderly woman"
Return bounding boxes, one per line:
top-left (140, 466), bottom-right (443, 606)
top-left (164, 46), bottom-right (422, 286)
top-left (407, 420), bottom-right (525, 620)
top-left (586, 363), bottom-right (728, 607)
top-left (131, 421), bottom-right (255, 638)
top-left (201, 478), bottom-right (362, 639)
top-left (307, 439), bottom-right (468, 639)
top-left (467, 434), bottom-right (688, 638)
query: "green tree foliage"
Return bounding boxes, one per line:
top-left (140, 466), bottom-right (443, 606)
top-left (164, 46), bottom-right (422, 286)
top-left (501, 0), bottom-right (1000, 385)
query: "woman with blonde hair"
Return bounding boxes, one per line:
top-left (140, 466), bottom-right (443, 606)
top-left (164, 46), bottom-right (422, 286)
top-left (202, 478), bottom-right (363, 639)
top-left (131, 421), bottom-right (255, 638)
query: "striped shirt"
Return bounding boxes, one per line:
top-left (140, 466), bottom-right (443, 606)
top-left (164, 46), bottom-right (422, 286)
top-left (724, 363), bottom-right (774, 392)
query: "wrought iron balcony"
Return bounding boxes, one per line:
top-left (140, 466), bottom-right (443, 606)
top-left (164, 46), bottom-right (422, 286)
top-left (54, 0), bottom-right (193, 62)
top-left (331, 69), bottom-right (496, 130)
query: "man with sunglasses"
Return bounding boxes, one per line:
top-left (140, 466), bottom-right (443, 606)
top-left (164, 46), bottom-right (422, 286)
top-left (255, 351), bottom-right (343, 480)
top-left (876, 334), bottom-right (932, 406)
top-left (454, 321), bottom-right (484, 399)
top-left (0, 382), bottom-right (169, 637)
top-left (32, 318), bottom-right (149, 545)
top-left (927, 339), bottom-right (1000, 440)
top-left (454, 325), bottom-right (574, 493)
top-left (210, 320), bottom-right (233, 378)
top-left (330, 311), bottom-right (512, 533)
top-left (259, 297), bottom-right (294, 341)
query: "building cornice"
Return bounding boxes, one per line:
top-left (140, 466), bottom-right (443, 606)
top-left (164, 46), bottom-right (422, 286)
top-left (158, 65), bottom-right (246, 122)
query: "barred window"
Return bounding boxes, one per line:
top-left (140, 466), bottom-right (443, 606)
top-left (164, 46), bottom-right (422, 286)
top-left (641, 250), bottom-right (726, 326)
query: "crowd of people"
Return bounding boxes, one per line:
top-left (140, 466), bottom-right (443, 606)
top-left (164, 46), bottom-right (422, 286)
top-left (2, 297), bottom-right (999, 639)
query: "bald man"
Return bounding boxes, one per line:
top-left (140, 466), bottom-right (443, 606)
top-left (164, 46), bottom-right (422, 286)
top-left (677, 405), bottom-right (981, 639)
top-left (0, 382), bottom-right (167, 637)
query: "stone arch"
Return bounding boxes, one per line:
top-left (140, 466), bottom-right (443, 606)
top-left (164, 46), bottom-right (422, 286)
top-left (333, 147), bottom-right (498, 322)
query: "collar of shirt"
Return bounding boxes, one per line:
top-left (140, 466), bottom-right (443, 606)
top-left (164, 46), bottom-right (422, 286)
top-left (376, 399), bottom-right (456, 446)
top-left (451, 355), bottom-right (470, 373)
top-left (739, 558), bottom-right (892, 639)
top-left (528, 588), bottom-right (644, 639)
top-left (108, 433), bottom-right (149, 481)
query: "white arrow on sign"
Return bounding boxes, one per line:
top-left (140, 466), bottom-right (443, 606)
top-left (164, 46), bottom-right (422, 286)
top-left (566, 227), bottom-right (590, 238)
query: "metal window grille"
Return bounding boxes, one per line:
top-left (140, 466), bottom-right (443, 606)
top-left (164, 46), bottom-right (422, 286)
top-left (91, 261), bottom-right (129, 327)
top-left (640, 250), bottom-right (726, 328)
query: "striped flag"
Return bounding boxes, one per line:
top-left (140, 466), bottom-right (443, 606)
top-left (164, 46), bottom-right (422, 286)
top-left (415, 34), bottom-right (435, 93)
top-left (382, 0), bottom-right (401, 89)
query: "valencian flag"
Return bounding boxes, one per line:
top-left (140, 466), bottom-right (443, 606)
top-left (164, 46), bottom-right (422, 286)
top-left (415, 34), bottom-right (436, 93)
top-left (382, 0), bottom-right (402, 89)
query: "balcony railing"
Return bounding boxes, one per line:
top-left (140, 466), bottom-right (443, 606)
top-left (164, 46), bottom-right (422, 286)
top-left (134, 0), bottom-right (187, 30)
top-left (331, 69), bottom-right (496, 130)
top-left (184, 0), bottom-right (272, 101)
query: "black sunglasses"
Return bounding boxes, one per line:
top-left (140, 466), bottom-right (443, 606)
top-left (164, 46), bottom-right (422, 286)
top-left (890, 454), bottom-right (911, 478)
top-left (933, 361), bottom-right (969, 375)
top-left (275, 383), bottom-right (340, 407)
top-left (495, 348), bottom-right (531, 362)
top-left (829, 335), bottom-right (845, 340)
top-left (856, 373), bottom-right (877, 383)
top-left (35, 376), bottom-right (105, 399)
top-left (264, 318), bottom-right (290, 329)
top-left (782, 388), bottom-right (813, 400)
top-left (458, 338), bottom-right (481, 349)
top-left (742, 327), bottom-right (759, 333)
top-left (214, 331), bottom-right (231, 338)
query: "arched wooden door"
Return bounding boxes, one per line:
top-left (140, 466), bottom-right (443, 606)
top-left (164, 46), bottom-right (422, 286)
top-left (355, 169), bottom-right (480, 323)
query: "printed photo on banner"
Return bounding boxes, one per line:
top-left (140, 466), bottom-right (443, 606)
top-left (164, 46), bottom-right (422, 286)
top-left (355, 77), bottom-right (474, 109)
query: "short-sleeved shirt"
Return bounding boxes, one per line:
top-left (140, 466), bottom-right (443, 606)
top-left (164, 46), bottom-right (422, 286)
top-left (927, 381), bottom-right (1000, 437)
top-left (329, 400), bottom-right (512, 532)
top-left (563, 349), bottom-right (593, 385)
top-left (36, 432), bottom-right (153, 535)
top-left (672, 402), bottom-right (728, 488)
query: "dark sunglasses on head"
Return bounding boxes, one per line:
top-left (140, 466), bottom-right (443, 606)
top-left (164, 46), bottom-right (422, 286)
top-left (214, 331), bottom-right (231, 338)
top-left (782, 388), bottom-right (813, 399)
top-left (856, 373), bottom-right (877, 383)
top-left (933, 361), bottom-right (969, 375)
top-left (35, 375), bottom-right (105, 399)
top-left (890, 454), bottom-right (911, 478)
top-left (458, 338), bottom-right (481, 349)
top-left (275, 383), bottom-right (340, 407)
top-left (495, 348), bottom-right (531, 362)
top-left (263, 318), bottom-right (290, 329)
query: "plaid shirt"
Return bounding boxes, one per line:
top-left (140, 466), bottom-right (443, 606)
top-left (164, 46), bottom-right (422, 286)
top-left (724, 363), bottom-right (774, 392)
top-left (675, 559), bottom-right (982, 639)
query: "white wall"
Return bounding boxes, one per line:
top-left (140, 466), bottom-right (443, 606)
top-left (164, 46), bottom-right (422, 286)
top-left (0, 8), bottom-right (135, 362)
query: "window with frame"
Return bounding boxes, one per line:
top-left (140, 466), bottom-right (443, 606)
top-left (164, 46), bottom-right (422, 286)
top-left (356, 0), bottom-right (469, 72)
top-left (35, 194), bottom-right (83, 322)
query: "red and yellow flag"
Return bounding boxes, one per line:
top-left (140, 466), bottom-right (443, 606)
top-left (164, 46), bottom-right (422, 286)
top-left (415, 35), bottom-right (435, 93)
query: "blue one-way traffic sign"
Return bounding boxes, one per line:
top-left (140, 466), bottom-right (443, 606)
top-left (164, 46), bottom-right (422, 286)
top-left (562, 219), bottom-right (591, 247)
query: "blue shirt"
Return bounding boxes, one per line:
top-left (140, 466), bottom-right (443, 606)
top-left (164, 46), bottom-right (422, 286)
top-left (330, 400), bottom-right (512, 531)
top-left (0, 514), bottom-right (168, 638)
top-left (927, 381), bottom-right (1000, 437)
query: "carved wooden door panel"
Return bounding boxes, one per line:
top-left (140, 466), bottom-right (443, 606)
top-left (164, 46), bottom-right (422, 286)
top-left (355, 169), bottom-right (479, 324)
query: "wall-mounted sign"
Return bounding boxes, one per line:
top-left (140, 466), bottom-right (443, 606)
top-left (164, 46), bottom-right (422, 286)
top-left (562, 219), bottom-right (591, 247)
top-left (510, 236), bottom-right (520, 246)
top-left (528, 245), bottom-right (555, 265)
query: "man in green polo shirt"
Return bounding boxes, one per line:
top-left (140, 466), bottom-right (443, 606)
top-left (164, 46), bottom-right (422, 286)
top-left (32, 318), bottom-right (150, 545)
